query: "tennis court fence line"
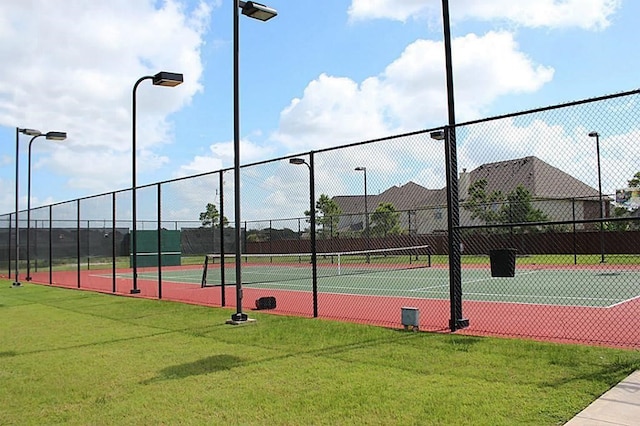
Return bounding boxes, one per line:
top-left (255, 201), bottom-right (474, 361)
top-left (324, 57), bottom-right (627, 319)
top-left (1, 87), bottom-right (639, 348)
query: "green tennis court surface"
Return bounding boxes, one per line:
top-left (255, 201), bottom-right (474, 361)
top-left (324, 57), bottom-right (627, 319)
top-left (126, 265), bottom-right (640, 308)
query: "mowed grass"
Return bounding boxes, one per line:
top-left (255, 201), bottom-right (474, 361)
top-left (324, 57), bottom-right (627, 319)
top-left (1, 280), bottom-right (639, 425)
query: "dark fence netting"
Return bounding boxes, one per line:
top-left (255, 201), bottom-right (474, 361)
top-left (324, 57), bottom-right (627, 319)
top-left (1, 88), bottom-right (639, 348)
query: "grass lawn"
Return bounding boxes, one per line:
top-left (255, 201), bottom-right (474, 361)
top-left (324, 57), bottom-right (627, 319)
top-left (1, 279), bottom-right (639, 425)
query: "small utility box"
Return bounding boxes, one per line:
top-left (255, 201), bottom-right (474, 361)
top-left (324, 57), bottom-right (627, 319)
top-left (401, 307), bottom-right (420, 331)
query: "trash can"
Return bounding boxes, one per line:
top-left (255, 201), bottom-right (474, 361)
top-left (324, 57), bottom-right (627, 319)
top-left (489, 248), bottom-right (516, 277)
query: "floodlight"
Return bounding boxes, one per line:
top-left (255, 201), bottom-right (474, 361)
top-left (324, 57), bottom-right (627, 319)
top-left (45, 131), bottom-right (67, 141)
top-left (430, 130), bottom-right (445, 141)
top-left (240, 1), bottom-right (278, 21)
top-left (21, 128), bottom-right (42, 136)
top-left (289, 158), bottom-right (306, 165)
top-left (152, 71), bottom-right (184, 87)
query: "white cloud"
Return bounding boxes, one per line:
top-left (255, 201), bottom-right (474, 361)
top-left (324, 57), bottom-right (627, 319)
top-left (178, 137), bottom-right (278, 177)
top-left (348, 0), bottom-right (622, 30)
top-left (348, 0), bottom-right (435, 23)
top-left (0, 0), bottom-right (213, 200)
top-left (271, 74), bottom-right (392, 151)
top-left (272, 31), bottom-right (553, 151)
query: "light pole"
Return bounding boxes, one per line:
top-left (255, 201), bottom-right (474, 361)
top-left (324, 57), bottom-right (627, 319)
top-left (438, 0), bottom-right (468, 331)
top-left (13, 127), bottom-right (42, 287)
top-left (354, 166), bottom-right (370, 262)
top-left (588, 131), bottom-right (606, 263)
top-left (290, 155), bottom-right (318, 317)
top-left (430, 126), bottom-right (468, 331)
top-left (131, 71), bottom-right (183, 294)
top-left (26, 131), bottom-right (67, 281)
top-left (230, 1), bottom-right (277, 323)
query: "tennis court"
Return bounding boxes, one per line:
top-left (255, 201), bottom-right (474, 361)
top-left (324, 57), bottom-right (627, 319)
top-left (35, 249), bottom-right (640, 347)
top-left (131, 258), bottom-right (640, 309)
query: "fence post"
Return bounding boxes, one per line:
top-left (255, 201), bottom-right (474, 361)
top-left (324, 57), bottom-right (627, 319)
top-left (8, 213), bottom-right (13, 279)
top-left (47, 208), bottom-right (52, 284)
top-left (219, 170), bottom-right (226, 306)
top-left (443, 126), bottom-right (468, 331)
top-left (112, 192), bottom-right (117, 293)
top-left (157, 183), bottom-right (162, 300)
top-left (76, 199), bottom-right (81, 288)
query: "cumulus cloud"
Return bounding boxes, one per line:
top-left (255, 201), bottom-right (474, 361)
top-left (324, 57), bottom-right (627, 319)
top-left (177, 138), bottom-right (278, 176)
top-left (348, 0), bottom-right (622, 30)
top-left (0, 0), bottom-right (213, 207)
top-left (272, 31), bottom-right (553, 151)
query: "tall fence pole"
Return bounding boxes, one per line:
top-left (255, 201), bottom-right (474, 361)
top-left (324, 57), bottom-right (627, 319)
top-left (157, 183), bottom-right (163, 300)
top-left (310, 151), bottom-right (318, 318)
top-left (219, 170), bottom-right (226, 306)
top-left (48, 207), bottom-right (52, 284)
top-left (441, 0), bottom-right (468, 331)
top-left (76, 200), bottom-right (81, 288)
top-left (112, 192), bottom-right (117, 293)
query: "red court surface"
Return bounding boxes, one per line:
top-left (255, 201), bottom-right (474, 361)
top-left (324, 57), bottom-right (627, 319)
top-left (14, 265), bottom-right (640, 350)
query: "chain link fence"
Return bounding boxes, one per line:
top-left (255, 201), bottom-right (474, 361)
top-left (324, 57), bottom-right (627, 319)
top-left (1, 89), bottom-right (639, 347)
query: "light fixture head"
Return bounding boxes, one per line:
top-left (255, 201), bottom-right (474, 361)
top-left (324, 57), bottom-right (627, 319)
top-left (289, 158), bottom-right (306, 165)
top-left (588, 131), bottom-right (599, 138)
top-left (45, 131), bottom-right (67, 141)
top-left (355, 166), bottom-right (366, 171)
top-left (430, 130), bottom-right (445, 141)
top-left (20, 128), bottom-right (42, 136)
top-left (240, 1), bottom-right (278, 21)
top-left (153, 71), bottom-right (184, 87)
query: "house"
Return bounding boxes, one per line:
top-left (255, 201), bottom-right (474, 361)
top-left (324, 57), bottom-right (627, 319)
top-left (333, 156), bottom-right (605, 234)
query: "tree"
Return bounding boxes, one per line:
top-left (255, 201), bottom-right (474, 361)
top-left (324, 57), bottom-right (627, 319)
top-left (305, 194), bottom-right (341, 238)
top-left (199, 203), bottom-right (228, 228)
top-left (503, 185), bottom-right (548, 224)
top-left (463, 180), bottom-right (547, 230)
top-left (370, 202), bottom-right (402, 237)
top-left (463, 179), bottom-right (504, 224)
top-left (606, 171), bottom-right (640, 231)
top-left (604, 206), bottom-right (633, 231)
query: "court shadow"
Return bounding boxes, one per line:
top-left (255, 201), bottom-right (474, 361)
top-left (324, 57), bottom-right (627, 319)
top-left (0, 351), bottom-right (17, 358)
top-left (142, 354), bottom-right (244, 384)
top-left (448, 335), bottom-right (484, 352)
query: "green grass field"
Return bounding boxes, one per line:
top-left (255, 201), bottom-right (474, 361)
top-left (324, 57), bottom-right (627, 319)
top-left (1, 279), bottom-right (639, 425)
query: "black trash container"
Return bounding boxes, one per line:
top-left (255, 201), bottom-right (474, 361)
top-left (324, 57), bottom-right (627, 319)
top-left (489, 248), bottom-right (516, 277)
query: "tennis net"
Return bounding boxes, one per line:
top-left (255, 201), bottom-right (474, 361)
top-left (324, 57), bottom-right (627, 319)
top-left (201, 245), bottom-right (431, 287)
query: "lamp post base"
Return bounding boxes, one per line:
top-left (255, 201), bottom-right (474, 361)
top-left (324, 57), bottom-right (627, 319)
top-left (450, 318), bottom-right (470, 331)
top-left (226, 312), bottom-right (256, 325)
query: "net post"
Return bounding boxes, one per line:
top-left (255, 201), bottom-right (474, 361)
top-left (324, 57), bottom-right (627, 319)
top-left (201, 254), bottom-right (209, 288)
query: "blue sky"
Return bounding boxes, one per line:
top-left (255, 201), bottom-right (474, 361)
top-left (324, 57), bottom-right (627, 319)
top-left (1, 0), bottom-right (638, 222)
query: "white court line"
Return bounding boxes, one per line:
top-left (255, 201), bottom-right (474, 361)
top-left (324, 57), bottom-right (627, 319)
top-left (465, 291), bottom-right (622, 302)
top-left (95, 267), bottom-right (638, 309)
top-left (609, 294), bottom-right (640, 308)
top-left (410, 285), bottom-right (450, 292)
top-left (461, 269), bottom-right (541, 285)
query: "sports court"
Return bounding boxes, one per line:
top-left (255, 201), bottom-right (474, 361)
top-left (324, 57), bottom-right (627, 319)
top-left (128, 249), bottom-right (640, 309)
